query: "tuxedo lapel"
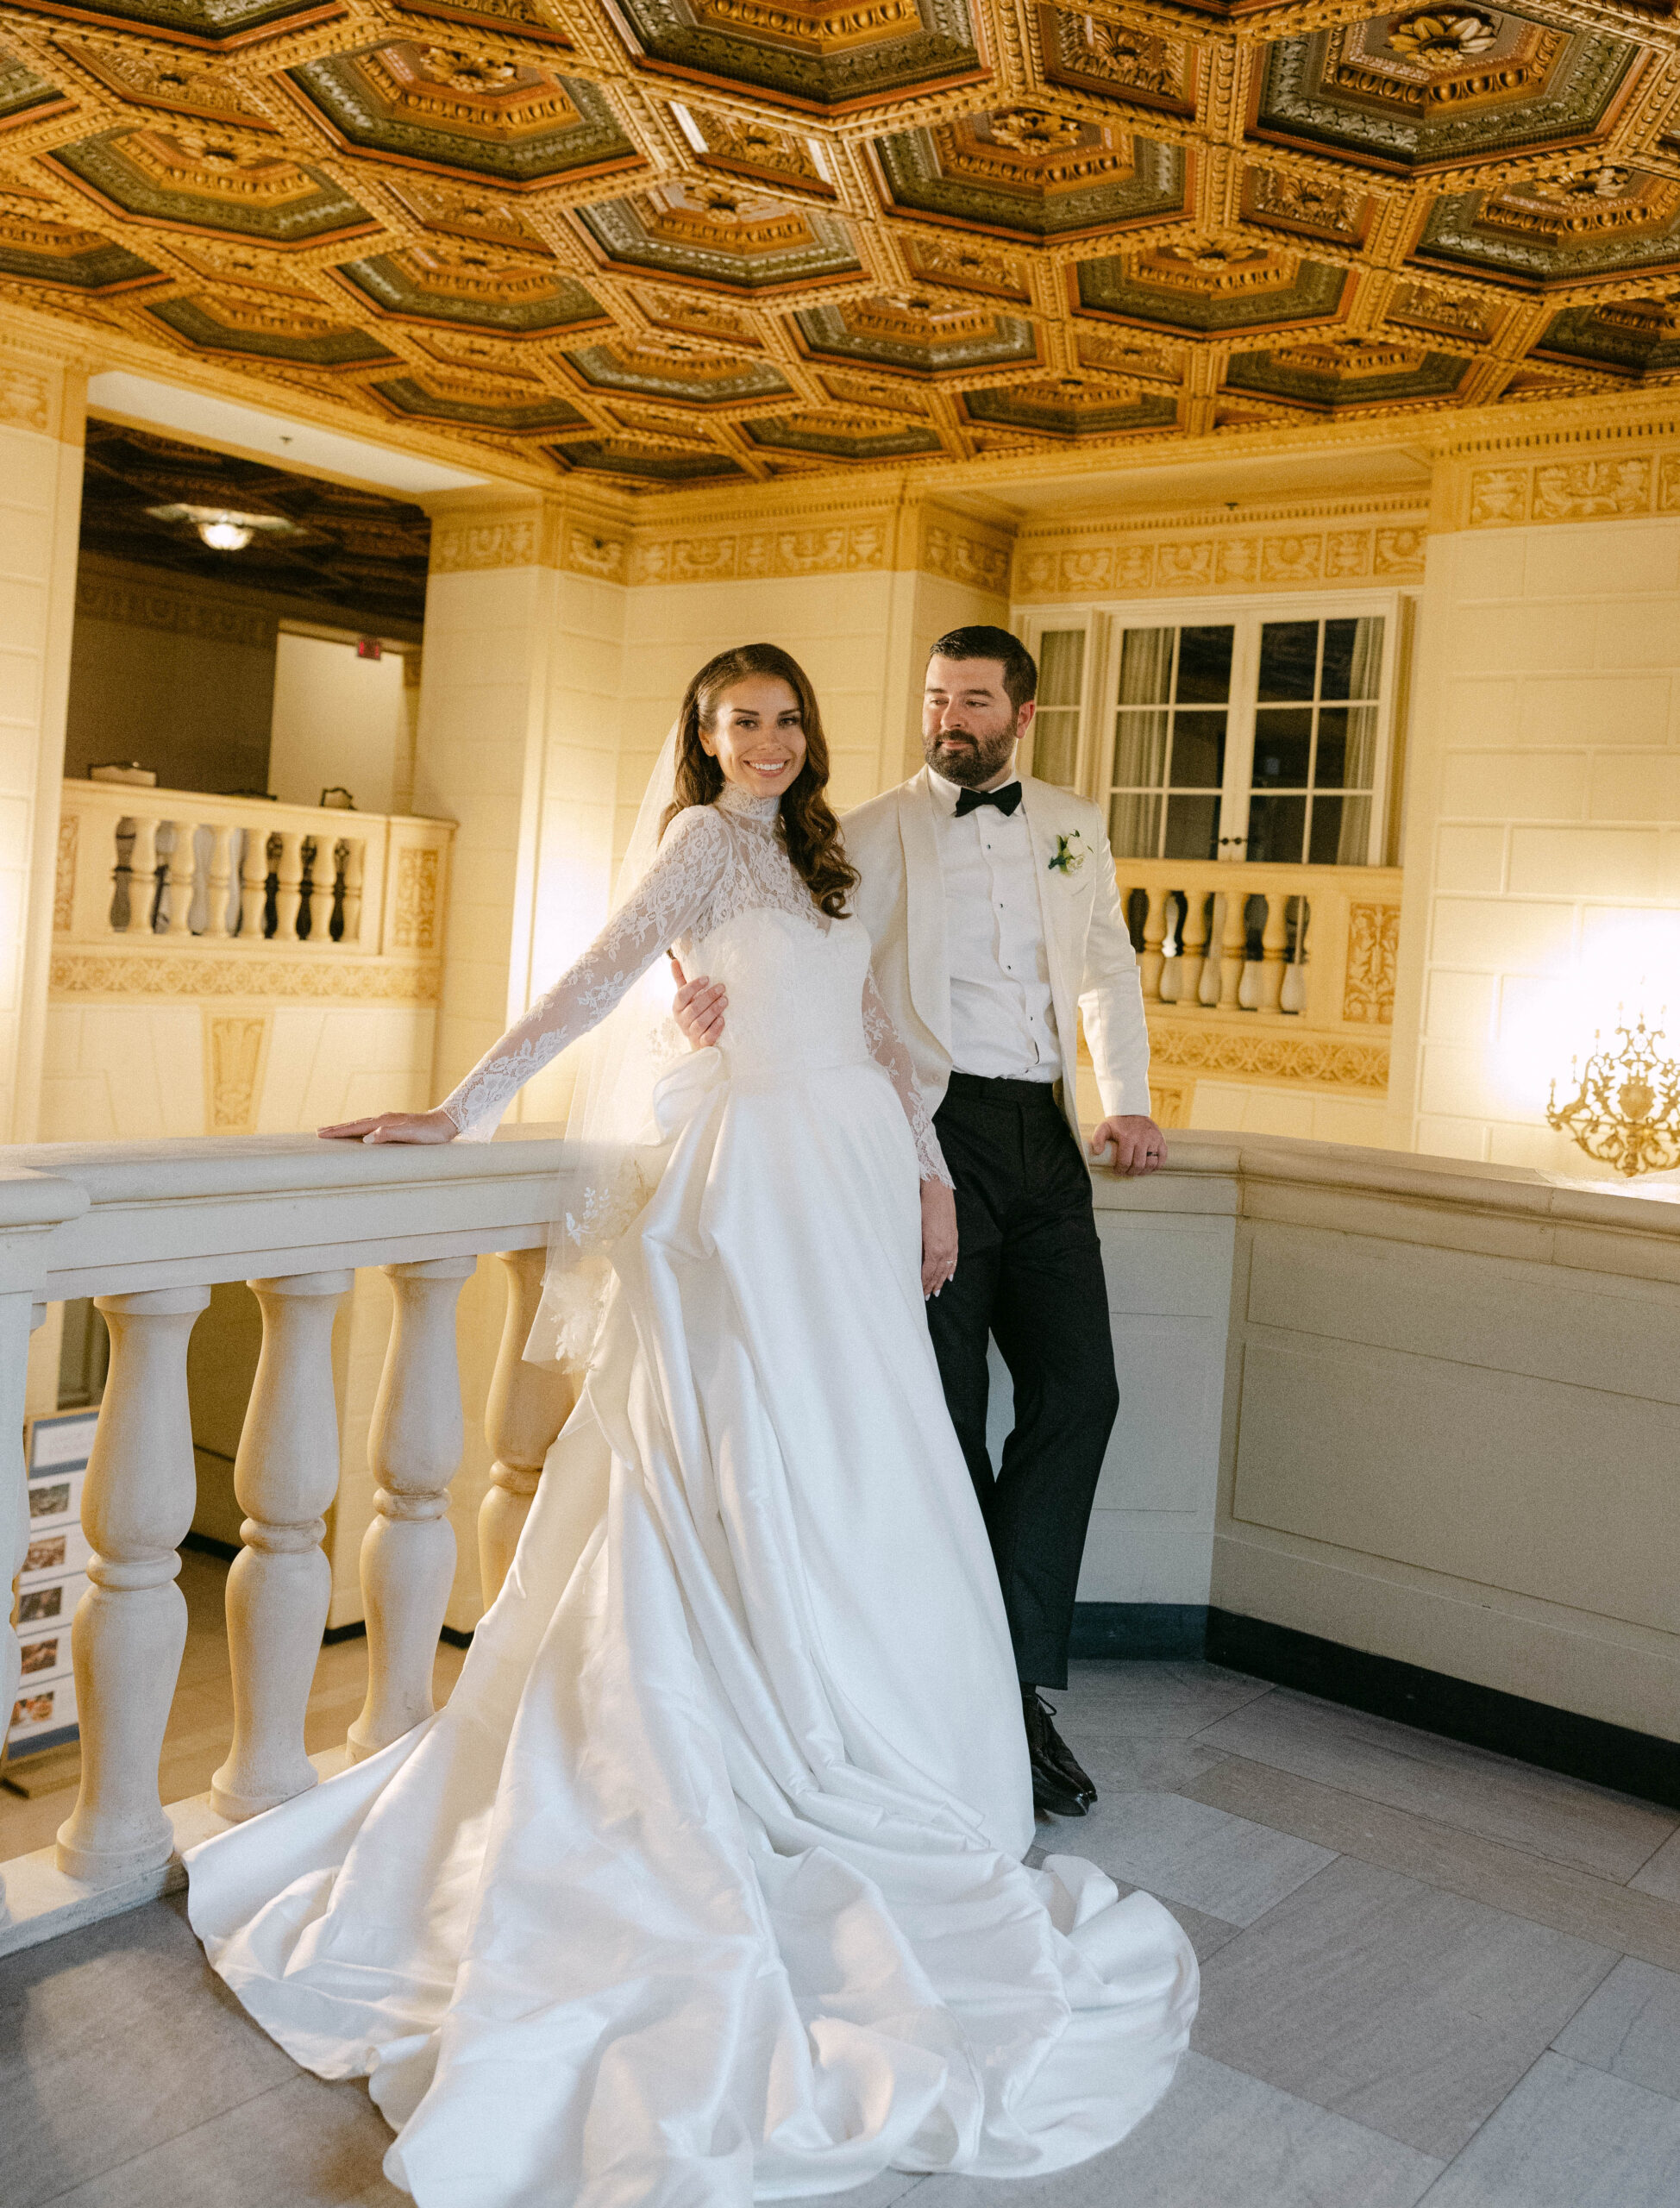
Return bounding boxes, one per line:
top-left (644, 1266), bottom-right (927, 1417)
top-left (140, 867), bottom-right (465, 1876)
top-left (900, 769), bottom-right (951, 1051)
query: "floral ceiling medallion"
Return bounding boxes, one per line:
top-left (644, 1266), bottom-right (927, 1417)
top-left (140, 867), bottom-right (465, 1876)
top-left (1385, 11), bottom-right (1499, 67)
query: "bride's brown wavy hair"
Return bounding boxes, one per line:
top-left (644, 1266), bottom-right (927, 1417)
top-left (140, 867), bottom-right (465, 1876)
top-left (662, 643), bottom-right (858, 919)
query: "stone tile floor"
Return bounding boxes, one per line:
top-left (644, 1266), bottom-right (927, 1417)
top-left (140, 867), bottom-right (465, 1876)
top-left (6, 1618), bottom-right (1680, 2205)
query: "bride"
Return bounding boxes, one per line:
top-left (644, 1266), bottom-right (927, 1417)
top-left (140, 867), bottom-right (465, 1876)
top-left (185, 643), bottom-right (1197, 2205)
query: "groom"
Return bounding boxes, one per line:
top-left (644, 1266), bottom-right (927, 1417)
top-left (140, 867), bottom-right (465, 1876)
top-left (677, 626), bottom-right (1163, 1820)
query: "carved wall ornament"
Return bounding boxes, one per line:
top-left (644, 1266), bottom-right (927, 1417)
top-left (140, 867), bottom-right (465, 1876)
top-left (53, 813), bottom-right (77, 933)
top-left (430, 515), bottom-right (541, 570)
top-left (0, 360), bottom-right (53, 433)
top-left (392, 846), bottom-right (441, 949)
top-left (205, 1013), bottom-right (270, 1134)
top-left (1342, 902), bottom-right (1401, 1025)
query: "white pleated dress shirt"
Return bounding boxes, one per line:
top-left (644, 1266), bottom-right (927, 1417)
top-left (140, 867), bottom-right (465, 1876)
top-left (927, 765), bottom-right (1061, 1085)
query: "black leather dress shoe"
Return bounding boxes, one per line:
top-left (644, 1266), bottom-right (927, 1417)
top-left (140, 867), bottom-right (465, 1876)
top-left (1023, 1690), bottom-right (1090, 1817)
top-left (1024, 1690), bottom-right (1098, 1811)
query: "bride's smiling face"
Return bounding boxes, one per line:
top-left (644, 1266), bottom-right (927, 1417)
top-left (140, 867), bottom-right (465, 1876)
top-left (701, 675), bottom-right (807, 800)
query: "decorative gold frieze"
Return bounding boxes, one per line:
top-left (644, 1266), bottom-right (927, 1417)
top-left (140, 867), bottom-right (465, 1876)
top-left (75, 568), bottom-right (277, 649)
top-left (1461, 441), bottom-right (1677, 529)
top-left (1014, 514), bottom-right (1426, 600)
top-left (0, 359), bottom-right (54, 435)
top-left (429, 514), bottom-right (542, 571)
top-left (51, 954), bottom-right (442, 1002)
top-left (628, 517), bottom-right (891, 585)
top-left (1145, 1019), bottom-right (1390, 1092)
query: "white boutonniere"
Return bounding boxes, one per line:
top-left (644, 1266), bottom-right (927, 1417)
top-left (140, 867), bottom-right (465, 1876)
top-left (1048, 831), bottom-right (1088, 877)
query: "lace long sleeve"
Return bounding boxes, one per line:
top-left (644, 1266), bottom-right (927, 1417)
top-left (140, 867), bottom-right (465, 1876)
top-left (440, 806), bottom-right (729, 1140)
top-left (861, 972), bottom-right (953, 1188)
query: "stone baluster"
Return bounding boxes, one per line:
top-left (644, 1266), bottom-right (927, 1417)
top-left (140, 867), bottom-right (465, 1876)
top-left (1217, 890), bottom-right (1247, 1008)
top-left (348, 1256), bottom-right (476, 1761)
top-left (165, 820), bottom-right (197, 937)
top-left (1178, 889), bottom-right (1209, 1009)
top-left (340, 839), bottom-right (365, 944)
top-left (273, 833), bottom-right (304, 943)
top-left (1281, 896), bottom-right (1312, 1016)
top-left (1257, 891), bottom-right (1290, 1013)
top-left (1138, 888), bottom-right (1169, 1003)
top-left (1, 1300), bottom-right (47, 1923)
top-left (210, 1270), bottom-right (352, 1822)
top-left (237, 829), bottom-right (266, 940)
top-left (125, 817), bottom-right (158, 935)
top-left (204, 824), bottom-right (235, 940)
top-left (56, 1285), bottom-right (210, 1885)
top-left (478, 1249), bottom-right (574, 1610)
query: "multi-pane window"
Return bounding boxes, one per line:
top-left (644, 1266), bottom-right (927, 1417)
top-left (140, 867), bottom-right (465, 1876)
top-left (1028, 600), bottom-right (1396, 867)
top-left (1246, 618), bottom-right (1383, 867)
top-left (1109, 624), bottom-right (1233, 862)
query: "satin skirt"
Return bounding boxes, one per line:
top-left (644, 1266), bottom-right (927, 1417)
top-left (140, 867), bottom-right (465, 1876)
top-left (186, 1051), bottom-right (1197, 2206)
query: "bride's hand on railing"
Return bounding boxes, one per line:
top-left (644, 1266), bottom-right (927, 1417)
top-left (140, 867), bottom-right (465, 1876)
top-left (318, 1109), bottom-right (458, 1144)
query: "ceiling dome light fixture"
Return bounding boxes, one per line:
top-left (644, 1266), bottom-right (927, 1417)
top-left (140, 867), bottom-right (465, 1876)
top-left (198, 514), bottom-right (255, 551)
top-left (146, 502), bottom-right (302, 552)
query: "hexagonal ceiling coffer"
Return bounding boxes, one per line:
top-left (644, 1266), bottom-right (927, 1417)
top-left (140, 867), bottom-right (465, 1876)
top-left (1251, 7), bottom-right (1647, 176)
top-left (338, 251), bottom-right (614, 334)
top-left (604, 0), bottom-right (985, 116)
top-left (1411, 167), bottom-right (1680, 287)
top-left (575, 182), bottom-right (861, 292)
top-left (792, 294), bottom-right (1041, 375)
top-left (549, 437), bottom-right (745, 480)
top-left (1224, 336), bottom-right (1471, 409)
top-left (1073, 242), bottom-right (1353, 335)
top-left (961, 379), bottom-right (1179, 436)
top-left (51, 127), bottom-right (378, 247)
top-left (373, 375), bottom-right (592, 430)
top-left (287, 45), bottom-right (642, 188)
top-left (147, 293), bottom-right (399, 366)
top-left (563, 339), bottom-right (793, 405)
top-left (871, 112), bottom-right (1188, 240)
top-left (744, 409), bottom-right (945, 458)
top-left (15, 0), bottom-right (341, 47)
top-left (1533, 299), bottom-right (1680, 380)
top-left (0, 191), bottom-right (161, 292)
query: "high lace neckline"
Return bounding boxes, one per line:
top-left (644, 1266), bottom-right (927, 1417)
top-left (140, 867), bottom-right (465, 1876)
top-left (716, 782), bottom-right (783, 826)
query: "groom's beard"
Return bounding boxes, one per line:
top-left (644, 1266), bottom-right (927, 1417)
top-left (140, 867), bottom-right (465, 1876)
top-left (924, 723), bottom-right (1016, 788)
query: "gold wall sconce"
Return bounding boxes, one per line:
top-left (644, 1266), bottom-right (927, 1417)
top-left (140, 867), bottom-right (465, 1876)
top-left (1546, 1013), bottom-right (1680, 1178)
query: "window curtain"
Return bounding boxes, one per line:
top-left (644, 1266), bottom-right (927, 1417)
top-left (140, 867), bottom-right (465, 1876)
top-left (1033, 630), bottom-right (1084, 787)
top-left (1337, 616), bottom-right (1383, 865)
top-left (1109, 628), bottom-right (1174, 858)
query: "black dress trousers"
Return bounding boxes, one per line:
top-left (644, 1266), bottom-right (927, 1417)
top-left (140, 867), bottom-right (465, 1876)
top-left (924, 1071), bottom-right (1119, 1691)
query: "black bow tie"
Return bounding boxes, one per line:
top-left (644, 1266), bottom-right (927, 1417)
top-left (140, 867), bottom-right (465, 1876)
top-left (953, 782), bottom-right (1023, 819)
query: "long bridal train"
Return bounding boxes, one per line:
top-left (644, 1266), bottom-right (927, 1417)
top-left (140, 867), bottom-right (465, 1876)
top-left (185, 835), bottom-right (1197, 2205)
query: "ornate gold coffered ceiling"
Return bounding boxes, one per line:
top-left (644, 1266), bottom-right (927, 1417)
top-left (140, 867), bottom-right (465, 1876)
top-left (8, 0), bottom-right (1680, 489)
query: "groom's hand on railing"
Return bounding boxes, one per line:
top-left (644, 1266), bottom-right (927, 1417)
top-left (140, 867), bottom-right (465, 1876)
top-left (669, 953), bottom-right (728, 1050)
top-left (318, 1109), bottom-right (457, 1144)
top-left (1089, 1114), bottom-right (1166, 1177)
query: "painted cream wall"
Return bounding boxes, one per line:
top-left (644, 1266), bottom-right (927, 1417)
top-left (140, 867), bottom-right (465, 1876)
top-left (1210, 1135), bottom-right (1680, 1745)
top-left (267, 631), bottom-right (410, 815)
top-left (0, 349), bottom-right (83, 1149)
top-left (1392, 503), bottom-right (1680, 1176)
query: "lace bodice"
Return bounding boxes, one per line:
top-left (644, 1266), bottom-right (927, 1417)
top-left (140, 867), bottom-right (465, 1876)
top-left (440, 784), bottom-right (950, 1183)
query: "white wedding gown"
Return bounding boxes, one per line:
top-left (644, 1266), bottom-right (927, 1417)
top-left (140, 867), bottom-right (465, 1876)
top-left (185, 785), bottom-right (1197, 2205)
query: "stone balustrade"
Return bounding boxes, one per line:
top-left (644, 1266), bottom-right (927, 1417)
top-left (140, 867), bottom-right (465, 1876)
top-left (5, 1126), bottom-right (1679, 1971)
top-left (0, 1131), bottom-right (573, 1954)
top-left (55, 781), bottom-right (454, 959)
top-left (1115, 858), bottom-right (1403, 1031)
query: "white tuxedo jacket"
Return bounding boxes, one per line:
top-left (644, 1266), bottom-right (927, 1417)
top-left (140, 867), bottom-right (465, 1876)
top-left (844, 768), bottom-right (1150, 1143)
